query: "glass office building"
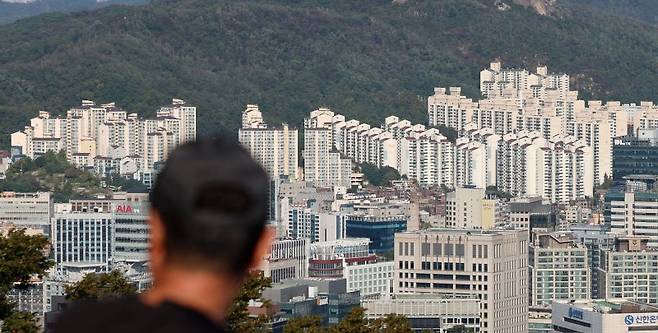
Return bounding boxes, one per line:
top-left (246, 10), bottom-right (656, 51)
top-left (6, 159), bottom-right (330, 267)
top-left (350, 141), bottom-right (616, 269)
top-left (345, 216), bottom-right (406, 255)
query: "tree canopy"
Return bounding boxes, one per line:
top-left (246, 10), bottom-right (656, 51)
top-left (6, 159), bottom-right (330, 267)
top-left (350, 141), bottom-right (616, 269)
top-left (0, 229), bottom-right (52, 332)
top-left (360, 163), bottom-right (401, 187)
top-left (65, 270), bottom-right (137, 302)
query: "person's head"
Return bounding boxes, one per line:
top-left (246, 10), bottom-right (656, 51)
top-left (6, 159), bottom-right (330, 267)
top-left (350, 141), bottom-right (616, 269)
top-left (148, 136), bottom-right (271, 282)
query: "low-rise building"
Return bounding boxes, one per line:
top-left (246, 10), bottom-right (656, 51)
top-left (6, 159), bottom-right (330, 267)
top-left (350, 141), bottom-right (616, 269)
top-left (362, 294), bottom-right (481, 332)
top-left (552, 299), bottom-right (658, 333)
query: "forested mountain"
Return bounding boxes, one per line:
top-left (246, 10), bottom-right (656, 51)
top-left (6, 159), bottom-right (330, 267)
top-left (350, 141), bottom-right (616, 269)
top-left (564, 0), bottom-right (658, 25)
top-left (0, 0), bottom-right (657, 147)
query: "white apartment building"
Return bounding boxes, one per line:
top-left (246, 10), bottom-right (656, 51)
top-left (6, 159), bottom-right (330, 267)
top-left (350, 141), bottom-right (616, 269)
top-left (529, 233), bottom-right (590, 306)
top-left (598, 237), bottom-right (658, 304)
top-left (0, 192), bottom-right (52, 234)
top-left (400, 128), bottom-right (454, 187)
top-left (571, 118), bottom-right (612, 185)
top-left (496, 131), bottom-right (593, 203)
top-left (480, 61), bottom-right (570, 99)
top-left (238, 105), bottom-right (299, 180)
top-left (11, 99), bottom-right (196, 178)
top-left (454, 127), bottom-right (499, 188)
top-left (303, 127), bottom-right (352, 189)
top-left (394, 228), bottom-right (528, 333)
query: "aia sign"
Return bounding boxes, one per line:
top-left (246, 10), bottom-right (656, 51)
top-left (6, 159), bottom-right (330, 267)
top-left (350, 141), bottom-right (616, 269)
top-left (116, 205), bottom-right (134, 214)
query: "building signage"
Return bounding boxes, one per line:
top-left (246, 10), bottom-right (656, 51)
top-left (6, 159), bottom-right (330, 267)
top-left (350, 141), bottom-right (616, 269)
top-left (568, 308), bottom-right (584, 320)
top-left (624, 314), bottom-right (658, 326)
top-left (116, 205), bottom-right (134, 214)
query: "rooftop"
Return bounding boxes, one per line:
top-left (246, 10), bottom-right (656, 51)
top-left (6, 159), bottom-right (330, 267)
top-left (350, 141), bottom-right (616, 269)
top-left (555, 299), bottom-right (658, 314)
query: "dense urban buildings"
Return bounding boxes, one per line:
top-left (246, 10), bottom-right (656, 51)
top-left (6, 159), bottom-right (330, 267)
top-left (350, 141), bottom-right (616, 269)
top-left (11, 99), bottom-right (196, 182)
top-left (5, 58), bottom-right (658, 332)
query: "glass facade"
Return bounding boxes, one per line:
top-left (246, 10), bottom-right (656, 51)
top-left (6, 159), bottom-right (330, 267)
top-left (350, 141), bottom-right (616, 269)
top-left (345, 217), bottom-right (406, 255)
top-left (613, 139), bottom-right (658, 179)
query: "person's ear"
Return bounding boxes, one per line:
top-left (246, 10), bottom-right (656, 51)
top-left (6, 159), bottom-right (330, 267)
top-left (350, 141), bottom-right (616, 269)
top-left (248, 225), bottom-right (275, 270)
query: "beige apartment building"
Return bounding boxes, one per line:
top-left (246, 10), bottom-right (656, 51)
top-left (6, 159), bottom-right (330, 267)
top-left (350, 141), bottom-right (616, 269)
top-left (394, 228), bottom-right (528, 333)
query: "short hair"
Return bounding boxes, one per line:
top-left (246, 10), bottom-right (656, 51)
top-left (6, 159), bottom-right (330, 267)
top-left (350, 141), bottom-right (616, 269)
top-left (149, 136), bottom-right (269, 275)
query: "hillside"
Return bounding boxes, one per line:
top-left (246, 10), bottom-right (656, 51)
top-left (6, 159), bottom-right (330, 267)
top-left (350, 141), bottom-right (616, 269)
top-left (0, 0), bottom-right (657, 147)
top-left (0, 0), bottom-right (148, 24)
top-left (564, 0), bottom-right (658, 25)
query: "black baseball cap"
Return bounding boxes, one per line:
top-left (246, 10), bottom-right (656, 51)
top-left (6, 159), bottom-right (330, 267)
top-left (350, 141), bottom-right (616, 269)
top-left (149, 136), bottom-right (269, 274)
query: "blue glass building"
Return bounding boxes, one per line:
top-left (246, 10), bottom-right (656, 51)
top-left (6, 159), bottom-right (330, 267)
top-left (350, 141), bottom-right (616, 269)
top-left (345, 216), bottom-right (406, 255)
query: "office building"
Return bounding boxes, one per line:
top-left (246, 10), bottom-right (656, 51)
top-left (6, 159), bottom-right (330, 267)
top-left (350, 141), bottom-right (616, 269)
top-left (344, 260), bottom-right (393, 297)
top-left (613, 129), bottom-right (658, 180)
top-left (605, 191), bottom-right (658, 248)
top-left (0, 192), bottom-right (52, 234)
top-left (262, 238), bottom-right (308, 283)
top-left (508, 197), bottom-right (557, 233)
top-left (308, 238), bottom-right (372, 278)
top-left (552, 299), bottom-right (658, 333)
top-left (529, 232), bottom-right (590, 306)
top-left (286, 207), bottom-right (345, 243)
top-left (362, 294), bottom-right (481, 332)
top-left (345, 215), bottom-right (407, 255)
top-left (528, 307), bottom-right (552, 333)
top-left (263, 278), bottom-right (360, 326)
top-left (445, 187), bottom-right (498, 230)
top-left (51, 201), bottom-right (113, 269)
top-left (394, 228), bottom-right (528, 333)
top-left (111, 192), bottom-right (149, 263)
top-left (570, 224), bottom-right (617, 299)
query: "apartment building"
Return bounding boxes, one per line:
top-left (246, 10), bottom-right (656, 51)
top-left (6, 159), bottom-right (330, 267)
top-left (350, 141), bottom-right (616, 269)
top-left (529, 232), bottom-right (590, 306)
top-left (238, 105), bottom-right (299, 180)
top-left (598, 236), bottom-right (658, 304)
top-left (11, 99), bottom-right (196, 177)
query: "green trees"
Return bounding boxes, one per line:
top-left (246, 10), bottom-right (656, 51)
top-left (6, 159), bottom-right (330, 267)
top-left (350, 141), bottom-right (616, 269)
top-left (360, 163), bottom-right (401, 187)
top-left (0, 151), bottom-right (104, 201)
top-left (224, 271), bottom-right (273, 333)
top-left (283, 308), bottom-right (412, 333)
top-left (65, 271), bottom-right (137, 302)
top-left (0, 229), bottom-right (52, 333)
top-left (284, 316), bottom-right (324, 333)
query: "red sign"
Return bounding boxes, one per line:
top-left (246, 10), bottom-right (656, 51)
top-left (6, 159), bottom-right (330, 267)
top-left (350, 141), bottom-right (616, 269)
top-left (116, 205), bottom-right (133, 213)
